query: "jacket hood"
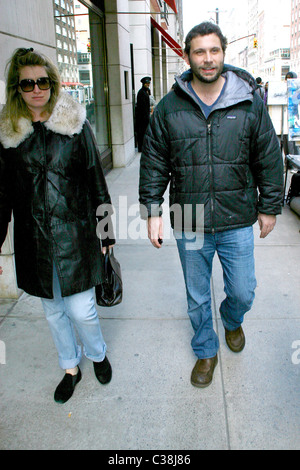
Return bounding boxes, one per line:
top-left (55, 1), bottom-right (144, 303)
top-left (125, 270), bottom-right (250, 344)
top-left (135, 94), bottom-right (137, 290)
top-left (0, 90), bottom-right (86, 149)
top-left (175, 64), bottom-right (256, 110)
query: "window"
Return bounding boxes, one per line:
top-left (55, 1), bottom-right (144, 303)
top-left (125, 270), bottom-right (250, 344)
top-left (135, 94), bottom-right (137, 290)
top-left (124, 71), bottom-right (129, 100)
top-left (79, 70), bottom-right (90, 82)
top-left (56, 1), bottom-right (112, 168)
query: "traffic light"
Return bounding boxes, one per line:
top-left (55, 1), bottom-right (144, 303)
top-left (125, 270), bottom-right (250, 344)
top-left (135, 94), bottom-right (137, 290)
top-left (253, 37), bottom-right (258, 48)
top-left (87, 42), bottom-right (91, 53)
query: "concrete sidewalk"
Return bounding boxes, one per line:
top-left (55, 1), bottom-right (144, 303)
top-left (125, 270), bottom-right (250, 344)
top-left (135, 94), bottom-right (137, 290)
top-left (0, 153), bottom-right (299, 450)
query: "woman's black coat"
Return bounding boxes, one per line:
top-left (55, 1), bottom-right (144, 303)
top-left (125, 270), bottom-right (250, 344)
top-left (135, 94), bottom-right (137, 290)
top-left (0, 91), bottom-right (114, 299)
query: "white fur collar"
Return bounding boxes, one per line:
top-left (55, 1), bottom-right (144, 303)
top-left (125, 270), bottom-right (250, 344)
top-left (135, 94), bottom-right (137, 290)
top-left (0, 91), bottom-right (86, 149)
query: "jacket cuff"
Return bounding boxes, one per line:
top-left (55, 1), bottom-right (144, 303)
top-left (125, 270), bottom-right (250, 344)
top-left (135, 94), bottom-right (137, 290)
top-left (139, 203), bottom-right (163, 220)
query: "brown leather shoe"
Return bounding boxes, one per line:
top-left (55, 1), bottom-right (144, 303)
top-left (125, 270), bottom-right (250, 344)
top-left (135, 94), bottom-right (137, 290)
top-left (191, 355), bottom-right (218, 388)
top-left (225, 326), bottom-right (245, 352)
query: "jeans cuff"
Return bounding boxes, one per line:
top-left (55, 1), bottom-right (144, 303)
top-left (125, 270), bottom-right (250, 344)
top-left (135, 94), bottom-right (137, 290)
top-left (58, 346), bottom-right (82, 370)
top-left (84, 344), bottom-right (106, 363)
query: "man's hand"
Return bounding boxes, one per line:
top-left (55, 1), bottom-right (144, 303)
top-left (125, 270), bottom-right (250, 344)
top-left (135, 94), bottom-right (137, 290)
top-left (147, 216), bottom-right (164, 248)
top-left (258, 213), bottom-right (276, 238)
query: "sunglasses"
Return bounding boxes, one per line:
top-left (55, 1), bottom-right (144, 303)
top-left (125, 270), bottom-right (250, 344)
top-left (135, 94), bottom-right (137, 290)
top-left (19, 77), bottom-right (51, 92)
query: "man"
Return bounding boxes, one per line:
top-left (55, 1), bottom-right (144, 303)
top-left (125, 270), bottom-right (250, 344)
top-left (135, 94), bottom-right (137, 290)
top-left (136, 76), bottom-right (152, 152)
top-left (139, 22), bottom-right (283, 388)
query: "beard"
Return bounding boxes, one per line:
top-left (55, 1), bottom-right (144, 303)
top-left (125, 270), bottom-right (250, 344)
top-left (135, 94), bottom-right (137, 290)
top-left (189, 58), bottom-right (224, 84)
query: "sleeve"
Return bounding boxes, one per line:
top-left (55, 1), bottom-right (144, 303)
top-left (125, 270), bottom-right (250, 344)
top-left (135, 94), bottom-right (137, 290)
top-left (81, 120), bottom-right (115, 247)
top-left (139, 101), bottom-right (171, 219)
top-left (250, 95), bottom-right (284, 215)
top-left (0, 146), bottom-right (12, 252)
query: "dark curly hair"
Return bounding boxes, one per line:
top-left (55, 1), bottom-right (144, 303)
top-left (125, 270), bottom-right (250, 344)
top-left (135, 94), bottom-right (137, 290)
top-left (184, 22), bottom-right (228, 56)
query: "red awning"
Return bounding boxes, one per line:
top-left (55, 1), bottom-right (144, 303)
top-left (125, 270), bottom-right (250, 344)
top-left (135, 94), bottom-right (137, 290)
top-left (164, 0), bottom-right (178, 14)
top-left (151, 17), bottom-right (183, 58)
top-left (62, 82), bottom-right (84, 87)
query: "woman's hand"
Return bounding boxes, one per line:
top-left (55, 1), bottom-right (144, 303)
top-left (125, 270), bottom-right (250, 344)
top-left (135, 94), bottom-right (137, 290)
top-left (101, 244), bottom-right (115, 254)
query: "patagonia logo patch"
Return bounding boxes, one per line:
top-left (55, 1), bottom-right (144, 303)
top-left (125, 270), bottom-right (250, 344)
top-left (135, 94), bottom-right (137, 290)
top-left (227, 115), bottom-right (237, 120)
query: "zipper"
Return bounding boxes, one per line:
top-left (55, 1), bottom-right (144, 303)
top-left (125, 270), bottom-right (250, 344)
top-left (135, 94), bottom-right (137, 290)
top-left (207, 122), bottom-right (215, 234)
top-left (40, 123), bottom-right (50, 228)
top-left (41, 123), bottom-right (52, 241)
top-left (40, 123), bottom-right (56, 295)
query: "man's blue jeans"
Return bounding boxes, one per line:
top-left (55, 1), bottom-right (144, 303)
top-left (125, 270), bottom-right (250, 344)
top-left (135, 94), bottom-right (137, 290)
top-left (41, 265), bottom-right (106, 370)
top-left (175, 227), bottom-right (256, 359)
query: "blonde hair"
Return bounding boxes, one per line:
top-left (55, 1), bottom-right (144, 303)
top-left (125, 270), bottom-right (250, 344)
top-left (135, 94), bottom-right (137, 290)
top-left (2, 48), bottom-right (61, 131)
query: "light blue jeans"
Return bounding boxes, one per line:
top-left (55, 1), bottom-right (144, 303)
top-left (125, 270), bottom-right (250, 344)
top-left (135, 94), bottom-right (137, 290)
top-left (175, 227), bottom-right (256, 359)
top-left (41, 266), bottom-right (106, 370)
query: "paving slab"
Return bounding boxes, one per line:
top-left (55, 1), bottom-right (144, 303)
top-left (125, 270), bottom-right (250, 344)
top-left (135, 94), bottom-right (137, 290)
top-left (0, 314), bottom-right (227, 450)
top-left (218, 318), bottom-right (300, 450)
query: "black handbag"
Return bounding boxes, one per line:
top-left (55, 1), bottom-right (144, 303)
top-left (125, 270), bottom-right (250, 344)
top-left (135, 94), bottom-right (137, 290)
top-left (96, 248), bottom-right (122, 307)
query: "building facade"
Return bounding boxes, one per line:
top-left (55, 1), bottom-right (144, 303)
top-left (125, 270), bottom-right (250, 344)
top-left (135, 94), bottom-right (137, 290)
top-left (0, 0), bottom-right (184, 298)
top-left (54, 0), bottom-right (79, 83)
top-left (225, 0), bottom-right (291, 82)
top-left (290, 0), bottom-right (300, 74)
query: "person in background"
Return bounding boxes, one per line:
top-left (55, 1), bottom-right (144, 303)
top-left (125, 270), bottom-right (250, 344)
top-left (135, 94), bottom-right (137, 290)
top-left (255, 77), bottom-right (265, 100)
top-left (285, 71), bottom-right (297, 80)
top-left (139, 22), bottom-right (283, 389)
top-left (136, 76), bottom-right (152, 152)
top-left (264, 82), bottom-right (269, 107)
top-left (284, 71), bottom-right (299, 155)
top-left (150, 93), bottom-right (157, 115)
top-left (0, 48), bottom-right (115, 404)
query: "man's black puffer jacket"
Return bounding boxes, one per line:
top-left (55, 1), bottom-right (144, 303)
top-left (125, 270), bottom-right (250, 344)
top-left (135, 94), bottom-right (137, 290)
top-left (139, 66), bottom-right (283, 233)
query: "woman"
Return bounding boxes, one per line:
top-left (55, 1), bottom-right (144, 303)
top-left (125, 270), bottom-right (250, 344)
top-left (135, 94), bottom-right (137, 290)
top-left (0, 48), bottom-right (115, 404)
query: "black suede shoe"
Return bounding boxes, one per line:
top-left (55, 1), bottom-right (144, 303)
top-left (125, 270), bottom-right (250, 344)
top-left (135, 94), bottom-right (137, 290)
top-left (93, 356), bottom-right (112, 384)
top-left (54, 367), bottom-right (82, 404)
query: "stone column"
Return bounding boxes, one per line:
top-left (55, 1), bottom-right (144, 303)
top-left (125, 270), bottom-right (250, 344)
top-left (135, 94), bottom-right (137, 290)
top-left (105, 0), bottom-right (135, 167)
top-left (0, 0), bottom-right (56, 299)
